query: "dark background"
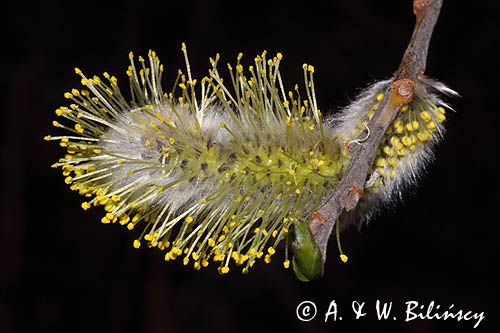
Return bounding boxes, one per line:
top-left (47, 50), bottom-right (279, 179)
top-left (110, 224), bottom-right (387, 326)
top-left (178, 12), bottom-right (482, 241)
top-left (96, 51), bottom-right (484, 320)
top-left (1, 0), bottom-right (498, 332)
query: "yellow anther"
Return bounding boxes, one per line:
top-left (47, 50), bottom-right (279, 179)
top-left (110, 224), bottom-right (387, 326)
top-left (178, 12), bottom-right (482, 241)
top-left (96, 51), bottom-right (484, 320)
top-left (64, 176), bottom-right (73, 184)
top-left (295, 189), bottom-right (301, 195)
top-left (383, 146), bottom-right (394, 156)
top-left (185, 216), bottom-right (194, 224)
top-left (81, 202), bottom-right (91, 210)
top-left (264, 254), bottom-right (271, 264)
top-left (168, 137), bottom-right (175, 145)
top-left (400, 105), bottom-right (409, 112)
top-left (283, 260), bottom-right (290, 268)
top-left (390, 137), bottom-right (402, 149)
top-left (119, 215), bottom-right (130, 225)
top-left (375, 158), bottom-right (386, 168)
top-left (405, 122), bottom-right (415, 132)
top-left (387, 157), bottom-right (399, 167)
top-left (427, 121), bottom-right (436, 131)
top-left (133, 240), bottom-right (141, 249)
top-left (394, 119), bottom-right (404, 134)
top-left (376, 93), bottom-right (384, 101)
top-left (201, 259), bottom-right (209, 267)
top-left (340, 254), bottom-right (348, 263)
top-left (417, 130), bottom-right (431, 142)
top-left (219, 266), bottom-right (229, 274)
top-left (52, 120), bottom-right (60, 127)
top-left (436, 112), bottom-right (446, 123)
top-left (267, 247), bottom-right (276, 255)
top-left (75, 123), bottom-right (84, 133)
top-left (238, 255), bottom-right (249, 264)
top-left (402, 136), bottom-right (412, 147)
top-left (420, 110), bottom-right (432, 122)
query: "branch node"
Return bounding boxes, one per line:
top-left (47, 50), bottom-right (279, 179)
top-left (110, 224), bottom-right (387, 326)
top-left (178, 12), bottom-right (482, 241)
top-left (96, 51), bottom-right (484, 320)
top-left (310, 211), bottom-right (327, 236)
top-left (390, 78), bottom-right (415, 106)
top-left (413, 0), bottom-right (431, 16)
top-left (345, 186), bottom-right (364, 211)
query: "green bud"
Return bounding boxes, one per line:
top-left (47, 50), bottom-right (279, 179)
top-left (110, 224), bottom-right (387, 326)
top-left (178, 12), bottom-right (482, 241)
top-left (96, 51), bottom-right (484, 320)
top-left (291, 219), bottom-right (323, 282)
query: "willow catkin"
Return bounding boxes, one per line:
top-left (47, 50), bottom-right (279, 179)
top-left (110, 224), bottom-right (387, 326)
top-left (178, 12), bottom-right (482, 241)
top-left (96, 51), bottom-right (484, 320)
top-left (45, 45), bottom-right (456, 277)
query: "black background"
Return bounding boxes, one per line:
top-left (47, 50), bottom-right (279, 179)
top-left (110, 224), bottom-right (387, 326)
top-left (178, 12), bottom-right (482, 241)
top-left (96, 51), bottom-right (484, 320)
top-left (1, 0), bottom-right (498, 332)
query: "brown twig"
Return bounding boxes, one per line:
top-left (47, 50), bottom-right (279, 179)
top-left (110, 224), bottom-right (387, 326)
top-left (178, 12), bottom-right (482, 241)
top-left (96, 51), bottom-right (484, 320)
top-left (310, 0), bottom-right (444, 262)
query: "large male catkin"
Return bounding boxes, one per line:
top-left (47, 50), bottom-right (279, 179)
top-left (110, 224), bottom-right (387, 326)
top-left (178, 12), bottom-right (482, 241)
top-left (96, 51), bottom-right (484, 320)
top-left (46, 46), bottom-right (455, 276)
